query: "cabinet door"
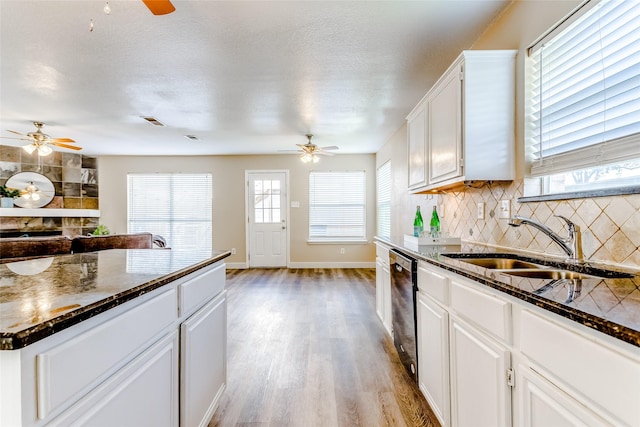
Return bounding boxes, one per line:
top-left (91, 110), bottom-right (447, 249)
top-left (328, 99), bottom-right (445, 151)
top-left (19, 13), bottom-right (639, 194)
top-left (181, 290), bottom-right (227, 427)
top-left (518, 367), bottom-right (611, 427)
top-left (417, 292), bottom-right (450, 427)
top-left (428, 62), bottom-right (462, 184)
top-left (376, 258), bottom-right (385, 323)
top-left (382, 263), bottom-right (392, 336)
top-left (450, 317), bottom-right (511, 427)
top-left (407, 102), bottom-right (428, 189)
top-left (48, 331), bottom-right (179, 427)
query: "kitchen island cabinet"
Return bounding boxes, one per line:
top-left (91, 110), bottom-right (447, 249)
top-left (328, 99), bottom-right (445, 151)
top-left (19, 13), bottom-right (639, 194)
top-left (0, 249), bottom-right (230, 427)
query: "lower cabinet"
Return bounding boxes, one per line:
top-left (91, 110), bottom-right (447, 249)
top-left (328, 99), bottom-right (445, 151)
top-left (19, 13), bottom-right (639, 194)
top-left (449, 317), bottom-right (511, 427)
top-left (375, 242), bottom-right (392, 336)
top-left (0, 260), bottom-right (227, 427)
top-left (518, 367), bottom-right (610, 427)
top-left (180, 290), bottom-right (227, 427)
top-left (48, 331), bottom-right (179, 427)
top-left (416, 261), bottom-right (639, 427)
top-left (417, 291), bottom-right (450, 427)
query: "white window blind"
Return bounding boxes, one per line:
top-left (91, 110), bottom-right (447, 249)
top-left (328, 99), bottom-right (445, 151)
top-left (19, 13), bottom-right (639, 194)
top-left (527, 0), bottom-right (640, 178)
top-left (127, 174), bottom-right (212, 261)
top-left (309, 171), bottom-right (366, 241)
top-left (376, 161), bottom-right (391, 238)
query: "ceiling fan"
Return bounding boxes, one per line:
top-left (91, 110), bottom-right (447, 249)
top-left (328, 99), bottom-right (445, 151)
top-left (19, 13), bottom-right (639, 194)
top-left (285, 134), bottom-right (339, 163)
top-left (142, 0), bottom-right (176, 15)
top-left (2, 122), bottom-right (82, 156)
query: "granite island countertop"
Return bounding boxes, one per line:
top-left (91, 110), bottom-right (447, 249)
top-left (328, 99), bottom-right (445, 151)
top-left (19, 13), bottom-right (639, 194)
top-left (377, 236), bottom-right (640, 348)
top-left (0, 248), bottom-right (231, 350)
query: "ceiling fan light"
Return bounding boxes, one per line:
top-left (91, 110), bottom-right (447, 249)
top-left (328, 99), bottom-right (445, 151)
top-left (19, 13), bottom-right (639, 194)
top-left (312, 154), bottom-right (320, 163)
top-left (22, 144), bottom-right (36, 154)
top-left (300, 153), bottom-right (312, 163)
top-left (37, 145), bottom-right (53, 156)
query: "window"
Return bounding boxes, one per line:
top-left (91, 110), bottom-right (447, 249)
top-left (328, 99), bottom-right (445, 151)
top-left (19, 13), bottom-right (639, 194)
top-left (308, 171), bottom-right (366, 242)
top-left (377, 161), bottom-right (391, 238)
top-left (253, 178), bottom-right (281, 223)
top-left (526, 0), bottom-right (640, 196)
top-left (127, 174), bottom-right (212, 258)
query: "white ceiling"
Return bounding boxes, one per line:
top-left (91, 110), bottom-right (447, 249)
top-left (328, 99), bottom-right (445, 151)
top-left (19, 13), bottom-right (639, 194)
top-left (0, 0), bottom-right (510, 157)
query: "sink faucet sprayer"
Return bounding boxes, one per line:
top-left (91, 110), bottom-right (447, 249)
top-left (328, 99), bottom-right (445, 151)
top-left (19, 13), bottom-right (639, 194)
top-left (508, 214), bottom-right (584, 264)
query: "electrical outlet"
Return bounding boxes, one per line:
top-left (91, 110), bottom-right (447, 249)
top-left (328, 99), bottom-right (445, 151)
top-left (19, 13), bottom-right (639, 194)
top-left (499, 200), bottom-right (511, 219)
top-left (340, 248), bottom-right (345, 255)
top-left (231, 248), bottom-right (236, 255)
top-left (477, 202), bottom-right (485, 220)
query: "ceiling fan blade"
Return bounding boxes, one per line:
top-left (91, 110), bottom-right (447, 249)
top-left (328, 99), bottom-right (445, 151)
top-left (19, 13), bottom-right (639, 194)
top-left (49, 138), bottom-right (76, 143)
top-left (142, 0), bottom-right (176, 15)
top-left (0, 136), bottom-right (31, 141)
top-left (278, 150), bottom-right (304, 153)
top-left (51, 142), bottom-right (82, 151)
top-left (320, 146), bottom-right (339, 151)
top-left (7, 129), bottom-right (26, 136)
top-left (316, 150), bottom-right (336, 156)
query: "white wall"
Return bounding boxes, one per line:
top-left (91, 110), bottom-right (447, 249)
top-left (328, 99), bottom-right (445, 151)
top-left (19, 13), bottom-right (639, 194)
top-left (98, 154), bottom-right (376, 268)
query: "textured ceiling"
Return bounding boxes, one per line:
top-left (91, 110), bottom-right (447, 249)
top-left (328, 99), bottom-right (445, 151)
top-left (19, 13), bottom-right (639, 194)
top-left (0, 0), bottom-right (510, 156)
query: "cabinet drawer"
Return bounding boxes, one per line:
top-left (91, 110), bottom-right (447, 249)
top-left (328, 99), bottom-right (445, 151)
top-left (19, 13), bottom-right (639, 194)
top-left (417, 262), bottom-right (449, 305)
top-left (450, 279), bottom-right (511, 342)
top-left (179, 261), bottom-right (225, 317)
top-left (520, 309), bottom-right (640, 426)
top-left (36, 288), bottom-right (178, 419)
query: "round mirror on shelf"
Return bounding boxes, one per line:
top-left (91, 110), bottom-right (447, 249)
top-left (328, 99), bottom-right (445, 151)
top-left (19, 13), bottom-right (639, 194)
top-left (5, 172), bottom-right (56, 208)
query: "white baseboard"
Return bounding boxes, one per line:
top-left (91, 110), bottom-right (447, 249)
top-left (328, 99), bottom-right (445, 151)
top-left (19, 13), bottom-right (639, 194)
top-left (287, 262), bottom-right (375, 269)
top-left (225, 261), bottom-right (375, 269)
top-left (225, 262), bottom-right (248, 269)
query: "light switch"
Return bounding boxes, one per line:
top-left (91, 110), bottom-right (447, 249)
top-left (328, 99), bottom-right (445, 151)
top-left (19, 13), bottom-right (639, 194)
top-left (477, 202), bottom-right (485, 220)
top-left (291, 201), bottom-right (300, 208)
top-left (499, 200), bottom-right (511, 219)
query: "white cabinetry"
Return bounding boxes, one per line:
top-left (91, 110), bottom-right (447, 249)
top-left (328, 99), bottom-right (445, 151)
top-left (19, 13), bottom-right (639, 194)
top-left (48, 331), bottom-right (179, 427)
top-left (180, 291), bottom-right (227, 427)
top-left (417, 291), bottom-right (450, 427)
top-left (416, 260), bottom-right (640, 427)
top-left (406, 50), bottom-right (516, 192)
top-left (407, 102), bottom-right (428, 189)
top-left (375, 242), bottom-right (392, 336)
top-left (518, 367), bottom-right (611, 427)
top-left (0, 259), bottom-right (227, 427)
top-left (449, 317), bottom-right (511, 427)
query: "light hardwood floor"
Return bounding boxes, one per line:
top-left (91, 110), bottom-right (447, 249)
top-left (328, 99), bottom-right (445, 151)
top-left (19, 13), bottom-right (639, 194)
top-left (209, 268), bottom-right (439, 427)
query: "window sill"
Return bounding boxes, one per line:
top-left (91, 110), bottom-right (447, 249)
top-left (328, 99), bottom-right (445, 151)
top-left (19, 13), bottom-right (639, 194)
top-left (307, 239), bottom-right (369, 245)
top-left (518, 185), bottom-right (640, 203)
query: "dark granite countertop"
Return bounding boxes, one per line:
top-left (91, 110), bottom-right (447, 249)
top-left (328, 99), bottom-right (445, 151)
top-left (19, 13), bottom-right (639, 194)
top-left (376, 236), bottom-right (640, 348)
top-left (0, 249), bottom-right (231, 350)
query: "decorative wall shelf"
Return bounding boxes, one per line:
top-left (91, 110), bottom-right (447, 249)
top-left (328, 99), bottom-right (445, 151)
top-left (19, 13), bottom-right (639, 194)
top-left (0, 209), bottom-right (100, 218)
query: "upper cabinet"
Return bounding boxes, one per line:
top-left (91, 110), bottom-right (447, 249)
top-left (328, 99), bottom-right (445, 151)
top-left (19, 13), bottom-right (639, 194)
top-left (407, 50), bottom-right (517, 192)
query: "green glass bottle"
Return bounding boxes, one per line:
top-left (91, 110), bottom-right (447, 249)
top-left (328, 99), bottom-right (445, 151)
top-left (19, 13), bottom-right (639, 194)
top-left (413, 206), bottom-right (424, 237)
top-left (430, 206), bottom-right (440, 237)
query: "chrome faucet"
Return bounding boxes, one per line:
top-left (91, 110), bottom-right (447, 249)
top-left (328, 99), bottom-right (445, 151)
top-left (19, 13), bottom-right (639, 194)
top-left (508, 214), bottom-right (584, 263)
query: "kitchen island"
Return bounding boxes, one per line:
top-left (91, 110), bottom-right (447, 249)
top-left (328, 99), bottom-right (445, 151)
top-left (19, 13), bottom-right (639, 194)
top-left (0, 248), bottom-right (230, 427)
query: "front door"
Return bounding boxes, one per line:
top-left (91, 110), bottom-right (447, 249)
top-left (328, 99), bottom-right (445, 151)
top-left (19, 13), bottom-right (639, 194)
top-left (246, 171), bottom-right (288, 267)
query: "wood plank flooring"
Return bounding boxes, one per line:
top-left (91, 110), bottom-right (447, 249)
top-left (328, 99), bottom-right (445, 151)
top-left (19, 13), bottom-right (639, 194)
top-left (209, 268), bottom-right (439, 427)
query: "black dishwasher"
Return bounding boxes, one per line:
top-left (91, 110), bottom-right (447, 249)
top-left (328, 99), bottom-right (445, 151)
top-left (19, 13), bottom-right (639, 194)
top-left (389, 249), bottom-right (418, 382)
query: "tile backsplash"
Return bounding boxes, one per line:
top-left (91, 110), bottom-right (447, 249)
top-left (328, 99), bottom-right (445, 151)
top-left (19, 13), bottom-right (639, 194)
top-left (0, 145), bottom-right (99, 237)
top-left (441, 179), bottom-right (640, 269)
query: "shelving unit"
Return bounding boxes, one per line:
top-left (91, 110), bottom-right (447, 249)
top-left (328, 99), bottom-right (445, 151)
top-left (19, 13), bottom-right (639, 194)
top-left (0, 208), bottom-right (100, 218)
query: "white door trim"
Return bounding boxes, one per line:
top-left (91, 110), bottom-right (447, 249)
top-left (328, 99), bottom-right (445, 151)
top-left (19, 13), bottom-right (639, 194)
top-left (244, 170), bottom-right (290, 268)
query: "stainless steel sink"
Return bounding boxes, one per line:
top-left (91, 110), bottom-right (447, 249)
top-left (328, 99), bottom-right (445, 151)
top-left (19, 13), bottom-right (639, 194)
top-left (457, 258), bottom-right (547, 270)
top-left (504, 269), bottom-right (598, 280)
